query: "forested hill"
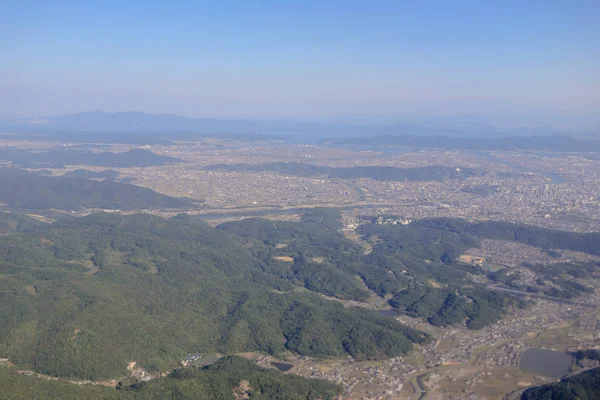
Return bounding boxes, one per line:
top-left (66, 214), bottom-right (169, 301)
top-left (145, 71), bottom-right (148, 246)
top-left (205, 162), bottom-right (481, 181)
top-left (218, 209), bottom-right (528, 330)
top-left (520, 368), bottom-right (600, 400)
top-left (0, 148), bottom-right (179, 168)
top-left (0, 356), bottom-right (341, 400)
top-left (0, 211), bottom-right (46, 233)
top-left (0, 211), bottom-right (428, 381)
top-left (0, 169), bottom-right (196, 210)
top-left (3, 208), bottom-right (595, 387)
top-left (412, 218), bottom-right (600, 255)
top-left (353, 216), bottom-right (600, 325)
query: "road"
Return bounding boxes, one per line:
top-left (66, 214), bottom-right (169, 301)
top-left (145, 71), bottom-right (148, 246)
top-left (486, 284), bottom-right (595, 308)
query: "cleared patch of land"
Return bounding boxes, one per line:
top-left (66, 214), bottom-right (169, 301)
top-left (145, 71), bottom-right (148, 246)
top-left (459, 254), bottom-right (486, 265)
top-left (428, 279), bottom-right (443, 289)
top-left (272, 256), bottom-right (294, 262)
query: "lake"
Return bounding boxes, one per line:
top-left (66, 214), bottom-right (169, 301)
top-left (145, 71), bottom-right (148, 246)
top-left (519, 348), bottom-right (573, 378)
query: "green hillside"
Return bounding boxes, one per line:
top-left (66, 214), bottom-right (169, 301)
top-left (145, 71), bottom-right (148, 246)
top-left (0, 356), bottom-right (341, 400)
top-left (521, 368), bottom-right (600, 400)
top-left (219, 212), bottom-right (527, 329)
top-left (0, 212), bottom-right (427, 380)
top-left (0, 170), bottom-right (196, 211)
top-left (3, 208), bottom-right (592, 387)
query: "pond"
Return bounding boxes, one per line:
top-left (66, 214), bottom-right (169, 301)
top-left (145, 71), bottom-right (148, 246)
top-left (378, 309), bottom-right (400, 317)
top-left (271, 362), bottom-right (294, 372)
top-left (519, 348), bottom-right (573, 378)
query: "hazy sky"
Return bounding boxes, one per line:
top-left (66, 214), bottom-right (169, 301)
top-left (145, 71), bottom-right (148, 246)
top-left (1, 1), bottom-right (599, 118)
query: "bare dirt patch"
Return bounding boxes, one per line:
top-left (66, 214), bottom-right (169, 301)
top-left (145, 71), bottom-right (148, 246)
top-left (428, 279), bottom-right (443, 289)
top-left (459, 254), bottom-right (486, 265)
top-left (40, 238), bottom-right (54, 247)
top-left (25, 214), bottom-right (55, 223)
top-left (273, 256), bottom-right (294, 262)
top-left (342, 229), bottom-right (373, 255)
top-left (233, 379), bottom-right (252, 400)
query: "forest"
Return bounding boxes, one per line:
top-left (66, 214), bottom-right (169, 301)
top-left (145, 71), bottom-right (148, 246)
top-left (572, 349), bottom-right (600, 361)
top-left (0, 148), bottom-right (179, 168)
top-left (388, 285), bottom-right (523, 329)
top-left (413, 218), bottom-right (600, 255)
top-left (219, 210), bottom-right (526, 329)
top-left (0, 211), bottom-right (428, 380)
top-left (1, 208), bottom-right (596, 389)
top-left (356, 217), bottom-right (599, 322)
top-left (520, 368), bottom-right (600, 400)
top-left (0, 356), bottom-right (341, 400)
top-left (0, 169), bottom-right (196, 210)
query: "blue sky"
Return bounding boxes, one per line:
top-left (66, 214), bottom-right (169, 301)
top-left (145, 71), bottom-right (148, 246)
top-left (1, 1), bottom-right (599, 119)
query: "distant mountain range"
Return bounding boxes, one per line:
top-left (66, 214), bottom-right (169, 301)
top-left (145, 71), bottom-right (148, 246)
top-left (7, 111), bottom-right (263, 133)
top-left (0, 111), bottom-right (280, 144)
top-left (0, 111), bottom-right (597, 146)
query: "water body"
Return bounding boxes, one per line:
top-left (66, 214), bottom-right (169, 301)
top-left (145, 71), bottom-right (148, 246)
top-left (195, 354), bottom-right (221, 367)
top-left (519, 348), bottom-right (573, 378)
top-left (271, 362), bottom-right (294, 372)
top-left (378, 309), bottom-right (401, 317)
top-left (470, 151), bottom-right (565, 184)
top-left (543, 172), bottom-right (564, 184)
